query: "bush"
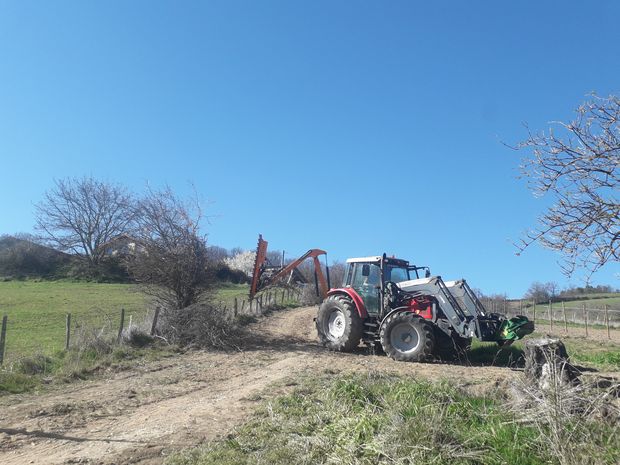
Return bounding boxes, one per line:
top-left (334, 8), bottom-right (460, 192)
top-left (124, 327), bottom-right (155, 348)
top-left (14, 354), bottom-right (54, 375)
top-left (158, 302), bottom-right (241, 349)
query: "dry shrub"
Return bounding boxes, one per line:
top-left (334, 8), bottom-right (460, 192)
top-left (299, 284), bottom-right (322, 305)
top-left (157, 302), bottom-right (241, 350)
top-left (511, 349), bottom-right (620, 465)
top-left (13, 354), bottom-right (53, 375)
top-left (72, 323), bottom-right (114, 357)
top-left (124, 326), bottom-right (154, 348)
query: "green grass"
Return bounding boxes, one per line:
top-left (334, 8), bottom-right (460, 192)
top-left (467, 335), bottom-right (620, 371)
top-left (165, 373), bottom-right (619, 465)
top-left (527, 295), bottom-right (620, 312)
top-left (0, 342), bottom-right (180, 395)
top-left (0, 281), bottom-right (251, 362)
top-left (0, 281), bottom-right (148, 360)
top-left (214, 283), bottom-right (250, 301)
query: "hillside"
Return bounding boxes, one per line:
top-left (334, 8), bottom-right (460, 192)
top-left (0, 236), bottom-right (74, 279)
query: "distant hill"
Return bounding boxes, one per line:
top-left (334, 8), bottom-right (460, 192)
top-left (0, 235), bottom-right (74, 279)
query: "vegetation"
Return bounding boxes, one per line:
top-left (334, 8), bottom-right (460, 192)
top-left (166, 372), bottom-right (619, 465)
top-left (0, 281), bottom-right (250, 362)
top-left (0, 339), bottom-right (179, 395)
top-left (469, 337), bottom-right (620, 371)
top-left (516, 94), bottom-right (619, 278)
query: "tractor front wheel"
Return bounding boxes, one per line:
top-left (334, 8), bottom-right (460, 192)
top-left (316, 295), bottom-right (363, 352)
top-left (380, 312), bottom-right (435, 362)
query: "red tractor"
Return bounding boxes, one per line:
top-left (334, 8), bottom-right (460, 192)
top-left (250, 236), bottom-right (533, 362)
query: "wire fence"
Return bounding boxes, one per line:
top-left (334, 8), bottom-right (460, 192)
top-left (0, 287), bottom-right (303, 365)
top-left (482, 298), bottom-right (620, 340)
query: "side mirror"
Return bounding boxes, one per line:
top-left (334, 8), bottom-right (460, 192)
top-left (425, 269), bottom-right (431, 278)
top-left (362, 264), bottom-right (370, 277)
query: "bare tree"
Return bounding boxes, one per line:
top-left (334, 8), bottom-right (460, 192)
top-left (524, 281), bottom-right (551, 303)
top-left (515, 94), bottom-right (619, 277)
top-left (546, 281), bottom-right (560, 299)
top-left (328, 260), bottom-right (346, 288)
top-left (35, 177), bottom-right (135, 266)
top-left (128, 186), bottom-right (212, 310)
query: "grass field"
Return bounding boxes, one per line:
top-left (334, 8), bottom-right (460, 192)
top-left (0, 281), bottom-right (250, 362)
top-left (167, 372), bottom-right (619, 465)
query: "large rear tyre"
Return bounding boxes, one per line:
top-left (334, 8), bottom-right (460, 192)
top-left (380, 312), bottom-right (435, 362)
top-left (316, 295), bottom-right (363, 352)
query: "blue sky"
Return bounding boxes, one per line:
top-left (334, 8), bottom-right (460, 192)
top-left (0, 1), bottom-right (618, 297)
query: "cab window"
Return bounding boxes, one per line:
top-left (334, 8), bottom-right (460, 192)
top-left (386, 266), bottom-right (409, 283)
top-left (352, 263), bottom-right (380, 288)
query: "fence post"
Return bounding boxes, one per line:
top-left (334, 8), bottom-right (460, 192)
top-left (281, 290), bottom-right (285, 304)
top-left (117, 308), bottom-right (125, 343)
top-left (548, 300), bottom-right (553, 331)
top-left (241, 300), bottom-right (246, 312)
top-left (150, 307), bottom-right (160, 336)
top-left (234, 298), bottom-right (238, 317)
top-left (532, 300), bottom-right (536, 324)
top-left (604, 304), bottom-right (610, 339)
top-left (562, 301), bottom-right (568, 333)
top-left (583, 303), bottom-right (588, 337)
top-left (65, 313), bottom-right (72, 350)
top-left (0, 315), bottom-right (7, 365)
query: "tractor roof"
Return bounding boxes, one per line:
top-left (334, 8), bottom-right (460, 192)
top-left (346, 256), bottom-right (382, 263)
top-left (346, 256), bottom-right (410, 267)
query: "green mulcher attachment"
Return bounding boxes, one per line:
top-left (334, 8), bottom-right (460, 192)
top-left (496, 316), bottom-right (535, 344)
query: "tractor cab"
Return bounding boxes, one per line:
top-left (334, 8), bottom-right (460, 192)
top-left (342, 256), bottom-right (431, 316)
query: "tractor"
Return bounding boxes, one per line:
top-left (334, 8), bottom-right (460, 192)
top-left (249, 236), bottom-right (534, 362)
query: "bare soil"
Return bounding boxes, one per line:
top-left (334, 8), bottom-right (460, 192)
top-left (0, 306), bottom-right (538, 465)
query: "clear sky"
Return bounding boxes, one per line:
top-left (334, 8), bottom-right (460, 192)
top-left (1, 1), bottom-right (619, 297)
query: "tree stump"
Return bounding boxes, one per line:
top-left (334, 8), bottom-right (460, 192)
top-left (524, 337), bottom-right (580, 390)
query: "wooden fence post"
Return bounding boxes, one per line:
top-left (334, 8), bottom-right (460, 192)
top-left (150, 307), bottom-right (160, 336)
top-left (532, 300), bottom-right (536, 324)
top-left (241, 300), bottom-right (246, 312)
top-left (562, 301), bottom-right (568, 333)
top-left (583, 303), bottom-right (588, 337)
top-left (0, 315), bottom-right (7, 365)
top-left (117, 308), bottom-right (125, 343)
top-left (234, 298), bottom-right (238, 317)
top-left (604, 305), bottom-right (610, 339)
top-left (281, 290), bottom-right (285, 304)
top-left (549, 300), bottom-right (553, 331)
top-left (65, 313), bottom-right (72, 350)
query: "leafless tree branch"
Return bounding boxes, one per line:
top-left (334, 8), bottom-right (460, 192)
top-left (513, 94), bottom-right (620, 278)
top-left (34, 177), bottom-right (135, 266)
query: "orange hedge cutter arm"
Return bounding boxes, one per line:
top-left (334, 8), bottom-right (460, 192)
top-left (249, 235), bottom-right (329, 300)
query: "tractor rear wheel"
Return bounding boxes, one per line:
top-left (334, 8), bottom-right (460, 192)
top-left (380, 312), bottom-right (435, 362)
top-left (316, 295), bottom-right (363, 352)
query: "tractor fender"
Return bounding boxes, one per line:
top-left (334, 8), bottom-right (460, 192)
top-left (380, 306), bottom-right (420, 327)
top-left (326, 288), bottom-right (368, 319)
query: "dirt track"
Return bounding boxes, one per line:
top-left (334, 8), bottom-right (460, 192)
top-left (1, 306), bottom-right (525, 465)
